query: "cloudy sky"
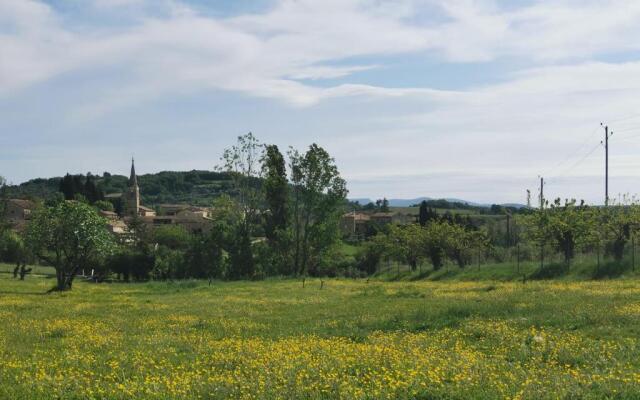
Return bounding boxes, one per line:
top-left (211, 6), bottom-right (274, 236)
top-left (2, 0), bottom-right (640, 204)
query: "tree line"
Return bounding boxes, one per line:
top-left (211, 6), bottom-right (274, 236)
top-left (0, 134), bottom-right (348, 291)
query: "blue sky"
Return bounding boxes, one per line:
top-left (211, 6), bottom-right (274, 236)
top-left (2, 0), bottom-right (640, 204)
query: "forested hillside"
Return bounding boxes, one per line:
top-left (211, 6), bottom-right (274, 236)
top-left (4, 170), bottom-right (234, 206)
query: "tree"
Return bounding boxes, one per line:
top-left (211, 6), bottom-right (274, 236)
top-left (25, 201), bottom-right (116, 291)
top-left (59, 174), bottom-right (75, 200)
top-left (380, 198), bottom-right (390, 212)
top-left (262, 145), bottom-right (288, 240)
top-left (388, 224), bottom-right (424, 270)
top-left (600, 198), bottom-right (640, 262)
top-left (181, 228), bottom-right (225, 280)
top-left (546, 199), bottom-right (592, 268)
top-left (262, 144), bottom-right (291, 274)
top-left (219, 133), bottom-right (263, 278)
top-left (153, 225), bottom-right (190, 250)
top-left (289, 144), bottom-right (348, 276)
top-left (520, 208), bottom-right (555, 270)
top-left (422, 221), bottom-right (459, 270)
top-left (83, 173), bottom-right (104, 204)
top-left (418, 201), bottom-right (438, 226)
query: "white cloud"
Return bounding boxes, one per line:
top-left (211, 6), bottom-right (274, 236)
top-left (3, 0), bottom-right (640, 202)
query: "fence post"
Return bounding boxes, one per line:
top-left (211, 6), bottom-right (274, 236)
top-left (633, 235), bottom-right (636, 272)
top-left (517, 243), bottom-right (520, 274)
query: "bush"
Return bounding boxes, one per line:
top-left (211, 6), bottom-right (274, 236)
top-left (105, 251), bottom-right (155, 281)
top-left (0, 230), bottom-right (24, 264)
top-left (355, 244), bottom-right (382, 275)
top-left (152, 225), bottom-right (190, 250)
top-left (317, 248), bottom-right (358, 277)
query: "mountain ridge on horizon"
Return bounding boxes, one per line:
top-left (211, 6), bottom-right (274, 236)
top-left (350, 197), bottom-right (526, 209)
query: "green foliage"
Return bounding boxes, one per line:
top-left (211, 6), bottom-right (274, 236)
top-left (0, 230), bottom-right (26, 264)
top-left (94, 200), bottom-right (114, 212)
top-left (152, 225), bottom-right (190, 250)
top-left (104, 250), bottom-right (154, 282)
top-left (24, 201), bottom-right (116, 290)
top-left (289, 144), bottom-right (348, 276)
top-left (6, 170), bottom-right (234, 206)
top-left (181, 229), bottom-right (224, 280)
top-left (263, 144), bottom-right (288, 240)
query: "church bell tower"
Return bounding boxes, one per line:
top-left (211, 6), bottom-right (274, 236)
top-left (125, 158), bottom-right (140, 217)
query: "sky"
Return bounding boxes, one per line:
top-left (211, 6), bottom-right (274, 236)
top-left (2, 0), bottom-right (640, 204)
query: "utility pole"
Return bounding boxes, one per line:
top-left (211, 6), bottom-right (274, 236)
top-left (539, 177), bottom-right (544, 209)
top-left (602, 124), bottom-right (613, 206)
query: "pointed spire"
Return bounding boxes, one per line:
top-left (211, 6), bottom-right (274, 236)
top-left (129, 157), bottom-right (138, 187)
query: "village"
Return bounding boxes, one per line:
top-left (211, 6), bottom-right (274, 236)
top-left (4, 159), bottom-right (418, 241)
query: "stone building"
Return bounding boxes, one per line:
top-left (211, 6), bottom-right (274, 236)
top-left (115, 159), bottom-right (211, 234)
top-left (4, 199), bottom-right (36, 231)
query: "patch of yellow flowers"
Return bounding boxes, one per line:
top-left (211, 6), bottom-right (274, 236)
top-left (0, 319), bottom-right (638, 399)
top-left (1, 278), bottom-right (639, 399)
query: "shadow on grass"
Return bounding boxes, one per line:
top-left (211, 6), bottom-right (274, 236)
top-left (408, 270), bottom-right (436, 281)
top-left (528, 262), bottom-right (568, 280)
top-left (592, 260), bottom-right (631, 279)
top-left (0, 290), bottom-right (48, 296)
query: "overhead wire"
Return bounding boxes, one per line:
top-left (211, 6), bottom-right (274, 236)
top-left (541, 124), bottom-right (600, 178)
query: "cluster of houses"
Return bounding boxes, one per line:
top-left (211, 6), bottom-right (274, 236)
top-left (5, 160), bottom-right (214, 236)
top-left (6, 160), bottom-right (417, 240)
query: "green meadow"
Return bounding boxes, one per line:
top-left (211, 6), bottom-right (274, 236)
top-left (1, 264), bottom-right (640, 399)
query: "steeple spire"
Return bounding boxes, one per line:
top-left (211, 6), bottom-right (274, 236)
top-left (129, 157), bottom-right (138, 187)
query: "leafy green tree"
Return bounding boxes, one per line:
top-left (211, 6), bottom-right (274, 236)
top-left (59, 173), bottom-right (75, 200)
top-left (84, 173), bottom-right (104, 204)
top-left (289, 144), bottom-right (348, 276)
top-left (380, 198), bottom-right (389, 212)
top-left (422, 221), bottom-right (459, 270)
top-left (356, 233), bottom-right (390, 275)
top-left (262, 144), bottom-right (288, 240)
top-left (219, 133), bottom-right (263, 278)
top-left (388, 224), bottom-right (424, 270)
top-left (25, 201), bottom-right (115, 291)
top-left (153, 225), bottom-right (190, 250)
top-left (262, 144), bottom-right (291, 274)
top-left (546, 199), bottom-right (592, 267)
top-left (520, 208), bottom-right (555, 269)
top-left (181, 228), bottom-right (225, 280)
top-left (0, 230), bottom-right (26, 264)
top-left (600, 198), bottom-right (640, 262)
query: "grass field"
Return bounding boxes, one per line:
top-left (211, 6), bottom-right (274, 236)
top-left (1, 267), bottom-right (640, 399)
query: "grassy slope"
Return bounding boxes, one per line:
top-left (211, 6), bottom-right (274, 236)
top-left (1, 269), bottom-right (640, 398)
top-left (374, 257), bottom-right (640, 282)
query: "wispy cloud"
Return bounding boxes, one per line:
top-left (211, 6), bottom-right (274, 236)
top-left (2, 0), bottom-right (640, 202)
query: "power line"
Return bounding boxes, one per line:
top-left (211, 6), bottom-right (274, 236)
top-left (608, 113), bottom-right (640, 124)
top-left (547, 141), bottom-right (601, 181)
top-left (542, 125), bottom-right (600, 177)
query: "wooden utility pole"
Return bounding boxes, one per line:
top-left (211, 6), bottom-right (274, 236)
top-left (602, 124), bottom-right (613, 206)
top-left (539, 177), bottom-right (544, 209)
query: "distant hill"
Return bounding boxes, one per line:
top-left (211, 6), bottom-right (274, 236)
top-left (4, 170), bottom-right (235, 207)
top-left (350, 197), bottom-right (526, 209)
